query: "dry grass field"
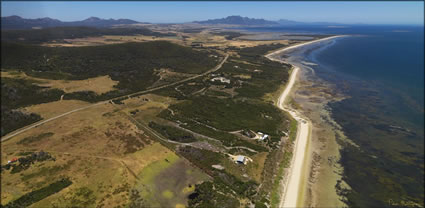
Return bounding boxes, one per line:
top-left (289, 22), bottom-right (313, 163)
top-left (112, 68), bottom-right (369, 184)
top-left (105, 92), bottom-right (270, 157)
top-left (1, 28), bottom-right (300, 207)
top-left (42, 35), bottom-right (185, 47)
top-left (1, 95), bottom-right (205, 207)
top-left (1, 71), bottom-right (118, 95)
top-left (119, 94), bottom-right (180, 123)
top-left (22, 100), bottom-right (90, 119)
top-left (36, 29), bottom-right (292, 50)
top-left (246, 152), bottom-right (269, 183)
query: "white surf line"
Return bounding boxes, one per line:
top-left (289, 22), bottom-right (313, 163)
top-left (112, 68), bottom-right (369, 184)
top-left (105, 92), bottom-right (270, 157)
top-left (266, 35), bottom-right (343, 208)
top-left (267, 35), bottom-right (346, 58)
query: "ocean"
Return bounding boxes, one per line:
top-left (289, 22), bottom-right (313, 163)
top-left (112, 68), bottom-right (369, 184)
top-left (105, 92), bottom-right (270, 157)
top-left (245, 25), bottom-right (424, 207)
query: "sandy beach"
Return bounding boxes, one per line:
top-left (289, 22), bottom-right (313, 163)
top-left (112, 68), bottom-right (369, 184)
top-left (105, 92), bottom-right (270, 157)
top-left (265, 35), bottom-right (344, 208)
top-left (292, 66), bottom-right (349, 208)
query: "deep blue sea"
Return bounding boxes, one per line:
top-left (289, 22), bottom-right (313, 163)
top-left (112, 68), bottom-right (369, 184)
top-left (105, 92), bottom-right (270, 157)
top-left (244, 25), bottom-right (424, 207)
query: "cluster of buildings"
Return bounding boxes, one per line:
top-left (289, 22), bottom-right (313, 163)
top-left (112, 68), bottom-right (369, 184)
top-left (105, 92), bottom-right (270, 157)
top-left (210, 77), bottom-right (231, 84)
top-left (241, 129), bottom-right (269, 141)
top-left (210, 73), bottom-right (231, 84)
top-left (226, 130), bottom-right (271, 166)
top-left (225, 130), bottom-right (272, 166)
top-left (256, 132), bottom-right (269, 141)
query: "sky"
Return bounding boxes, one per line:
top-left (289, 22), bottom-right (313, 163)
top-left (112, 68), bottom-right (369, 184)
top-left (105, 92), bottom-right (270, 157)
top-left (1, 1), bottom-right (424, 25)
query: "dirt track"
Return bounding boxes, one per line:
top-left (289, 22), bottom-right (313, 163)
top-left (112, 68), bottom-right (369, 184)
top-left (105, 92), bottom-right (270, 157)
top-left (1, 54), bottom-right (229, 142)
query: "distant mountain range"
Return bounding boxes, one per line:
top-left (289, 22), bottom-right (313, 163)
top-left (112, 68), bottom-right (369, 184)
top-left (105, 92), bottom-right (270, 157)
top-left (1, 15), bottom-right (348, 30)
top-left (1, 16), bottom-right (142, 29)
top-left (193, 16), bottom-right (346, 26)
top-left (194, 15), bottom-right (279, 26)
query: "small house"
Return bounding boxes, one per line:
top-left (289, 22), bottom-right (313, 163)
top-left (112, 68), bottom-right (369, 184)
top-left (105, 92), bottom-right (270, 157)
top-left (7, 158), bottom-right (18, 164)
top-left (260, 134), bottom-right (269, 141)
top-left (236, 156), bottom-right (246, 164)
top-left (229, 154), bottom-right (252, 165)
top-left (256, 132), bottom-right (269, 141)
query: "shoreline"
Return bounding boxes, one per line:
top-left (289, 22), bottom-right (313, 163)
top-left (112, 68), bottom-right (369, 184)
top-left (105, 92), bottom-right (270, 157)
top-left (265, 35), bottom-right (344, 207)
top-left (266, 35), bottom-right (346, 58)
top-left (293, 66), bottom-right (348, 208)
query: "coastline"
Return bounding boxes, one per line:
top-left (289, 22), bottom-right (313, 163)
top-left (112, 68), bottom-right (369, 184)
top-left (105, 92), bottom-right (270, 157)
top-left (292, 65), bottom-right (349, 208)
top-left (265, 35), bottom-right (345, 207)
top-left (296, 29), bottom-right (425, 208)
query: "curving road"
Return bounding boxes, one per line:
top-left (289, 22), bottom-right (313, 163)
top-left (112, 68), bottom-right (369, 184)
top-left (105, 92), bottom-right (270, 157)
top-left (1, 54), bottom-right (229, 142)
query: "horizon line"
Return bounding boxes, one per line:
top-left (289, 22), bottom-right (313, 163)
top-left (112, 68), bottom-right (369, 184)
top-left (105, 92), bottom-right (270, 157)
top-left (1, 14), bottom-right (424, 26)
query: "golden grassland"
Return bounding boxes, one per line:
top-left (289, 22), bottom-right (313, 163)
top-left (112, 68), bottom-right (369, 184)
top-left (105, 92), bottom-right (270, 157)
top-left (1, 95), bottom-right (206, 207)
top-left (22, 100), bottom-right (90, 119)
top-left (246, 152), bottom-right (269, 183)
top-left (1, 71), bottom-right (118, 95)
top-left (38, 29), bottom-right (291, 50)
top-left (120, 93), bottom-right (180, 123)
top-left (1, 30), bottom-right (300, 207)
top-left (42, 35), bottom-right (185, 47)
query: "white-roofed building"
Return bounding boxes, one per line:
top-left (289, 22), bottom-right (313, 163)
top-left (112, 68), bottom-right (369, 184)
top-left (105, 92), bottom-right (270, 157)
top-left (260, 134), bottom-right (269, 141)
top-left (236, 156), bottom-right (246, 164)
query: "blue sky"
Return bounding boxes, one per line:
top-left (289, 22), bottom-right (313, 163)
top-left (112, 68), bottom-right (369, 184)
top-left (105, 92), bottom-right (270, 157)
top-left (1, 1), bottom-right (424, 25)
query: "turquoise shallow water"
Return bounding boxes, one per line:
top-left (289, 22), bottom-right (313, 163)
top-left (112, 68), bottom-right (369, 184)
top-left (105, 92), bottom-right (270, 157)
top-left (246, 25), bottom-right (424, 207)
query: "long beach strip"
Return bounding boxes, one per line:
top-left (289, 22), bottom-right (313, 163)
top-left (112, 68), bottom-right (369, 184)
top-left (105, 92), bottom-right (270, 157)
top-left (265, 35), bottom-right (344, 207)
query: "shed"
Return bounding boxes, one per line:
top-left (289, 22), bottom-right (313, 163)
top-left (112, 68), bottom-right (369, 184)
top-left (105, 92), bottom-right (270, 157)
top-left (260, 134), bottom-right (269, 141)
top-left (8, 158), bottom-right (18, 164)
top-left (236, 156), bottom-right (246, 164)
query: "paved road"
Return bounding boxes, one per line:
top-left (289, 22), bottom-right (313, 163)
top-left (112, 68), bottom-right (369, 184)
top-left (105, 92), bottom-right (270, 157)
top-left (1, 54), bottom-right (229, 142)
